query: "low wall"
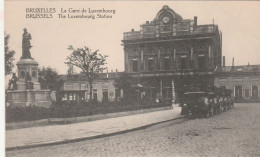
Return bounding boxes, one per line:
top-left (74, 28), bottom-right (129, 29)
top-left (6, 106), bottom-right (172, 130)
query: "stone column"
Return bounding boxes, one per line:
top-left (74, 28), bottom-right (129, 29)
top-left (191, 47), bottom-right (194, 61)
top-left (158, 48), bottom-right (161, 70)
top-left (208, 45), bottom-right (212, 60)
top-left (173, 49), bottom-right (176, 69)
top-left (160, 80), bottom-right (163, 98)
top-left (141, 49), bottom-right (144, 71)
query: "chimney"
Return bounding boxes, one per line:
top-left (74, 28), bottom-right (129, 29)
top-left (223, 56), bottom-right (225, 67)
top-left (194, 16), bottom-right (197, 27)
top-left (232, 58), bottom-right (234, 67)
top-left (146, 21), bottom-right (149, 24)
top-left (131, 29), bottom-right (134, 32)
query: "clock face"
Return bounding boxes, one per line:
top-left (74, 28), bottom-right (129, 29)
top-left (163, 16), bottom-right (170, 24)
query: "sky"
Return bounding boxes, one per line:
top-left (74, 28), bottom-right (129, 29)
top-left (4, 1), bottom-right (260, 75)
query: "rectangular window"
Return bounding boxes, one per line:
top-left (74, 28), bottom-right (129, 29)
top-left (132, 60), bottom-right (138, 72)
top-left (62, 93), bottom-right (67, 101)
top-left (252, 86), bottom-right (258, 98)
top-left (93, 89), bottom-right (97, 101)
top-left (198, 55), bottom-right (206, 70)
top-left (234, 86), bottom-right (242, 100)
top-left (73, 93), bottom-right (76, 100)
top-left (102, 89), bottom-right (108, 102)
top-left (69, 93), bottom-right (73, 100)
top-left (85, 91), bottom-right (89, 100)
top-left (164, 57), bottom-right (171, 70)
top-left (115, 88), bottom-right (120, 98)
top-left (180, 56), bottom-right (187, 69)
top-left (245, 89), bottom-right (250, 98)
top-left (148, 59), bottom-right (154, 71)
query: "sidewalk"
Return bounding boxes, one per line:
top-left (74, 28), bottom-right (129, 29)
top-left (6, 106), bottom-right (183, 150)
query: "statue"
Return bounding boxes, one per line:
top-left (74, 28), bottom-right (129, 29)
top-left (21, 28), bottom-right (33, 59)
top-left (8, 73), bottom-right (18, 90)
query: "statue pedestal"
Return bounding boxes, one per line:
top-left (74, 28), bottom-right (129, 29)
top-left (6, 89), bottom-right (52, 107)
top-left (17, 81), bottom-right (40, 91)
top-left (6, 58), bottom-right (52, 108)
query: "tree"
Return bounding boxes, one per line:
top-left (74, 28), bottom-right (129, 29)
top-left (65, 45), bottom-right (108, 100)
top-left (5, 33), bottom-right (15, 76)
top-left (115, 73), bottom-right (134, 99)
top-left (38, 67), bottom-right (59, 91)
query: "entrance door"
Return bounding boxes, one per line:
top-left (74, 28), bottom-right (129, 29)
top-left (235, 86), bottom-right (242, 100)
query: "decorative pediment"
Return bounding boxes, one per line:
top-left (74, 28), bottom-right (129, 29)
top-left (154, 5), bottom-right (183, 24)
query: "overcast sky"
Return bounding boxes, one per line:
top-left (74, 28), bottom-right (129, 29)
top-left (5, 1), bottom-right (260, 75)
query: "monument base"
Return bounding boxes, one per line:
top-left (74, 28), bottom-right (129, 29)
top-left (17, 81), bottom-right (41, 91)
top-left (6, 89), bottom-right (52, 108)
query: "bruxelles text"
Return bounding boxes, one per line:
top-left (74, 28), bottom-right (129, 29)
top-left (25, 8), bottom-right (115, 19)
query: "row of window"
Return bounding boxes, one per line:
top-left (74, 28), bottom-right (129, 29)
top-left (62, 89), bottom-right (121, 102)
top-left (221, 85), bottom-right (259, 99)
top-left (132, 55), bottom-right (207, 72)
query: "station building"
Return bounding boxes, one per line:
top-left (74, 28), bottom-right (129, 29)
top-left (58, 6), bottom-right (259, 104)
top-left (122, 5), bottom-right (222, 103)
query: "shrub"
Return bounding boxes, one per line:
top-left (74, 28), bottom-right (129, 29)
top-left (6, 99), bottom-right (171, 122)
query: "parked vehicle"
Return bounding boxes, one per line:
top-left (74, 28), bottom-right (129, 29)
top-left (180, 85), bottom-right (234, 118)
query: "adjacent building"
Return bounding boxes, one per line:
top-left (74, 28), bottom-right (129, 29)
top-left (59, 72), bottom-right (122, 102)
top-left (215, 65), bottom-right (260, 102)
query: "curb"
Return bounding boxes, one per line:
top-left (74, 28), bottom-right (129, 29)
top-left (6, 115), bottom-right (185, 151)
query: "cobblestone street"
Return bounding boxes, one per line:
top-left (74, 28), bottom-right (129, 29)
top-left (7, 103), bottom-right (260, 157)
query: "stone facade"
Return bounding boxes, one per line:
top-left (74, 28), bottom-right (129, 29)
top-left (122, 5), bottom-right (222, 103)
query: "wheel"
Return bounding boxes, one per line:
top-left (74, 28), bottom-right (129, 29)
top-left (223, 104), bottom-right (227, 112)
top-left (204, 110), bottom-right (210, 118)
top-left (213, 106), bottom-right (217, 115)
top-left (211, 106), bottom-right (214, 116)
